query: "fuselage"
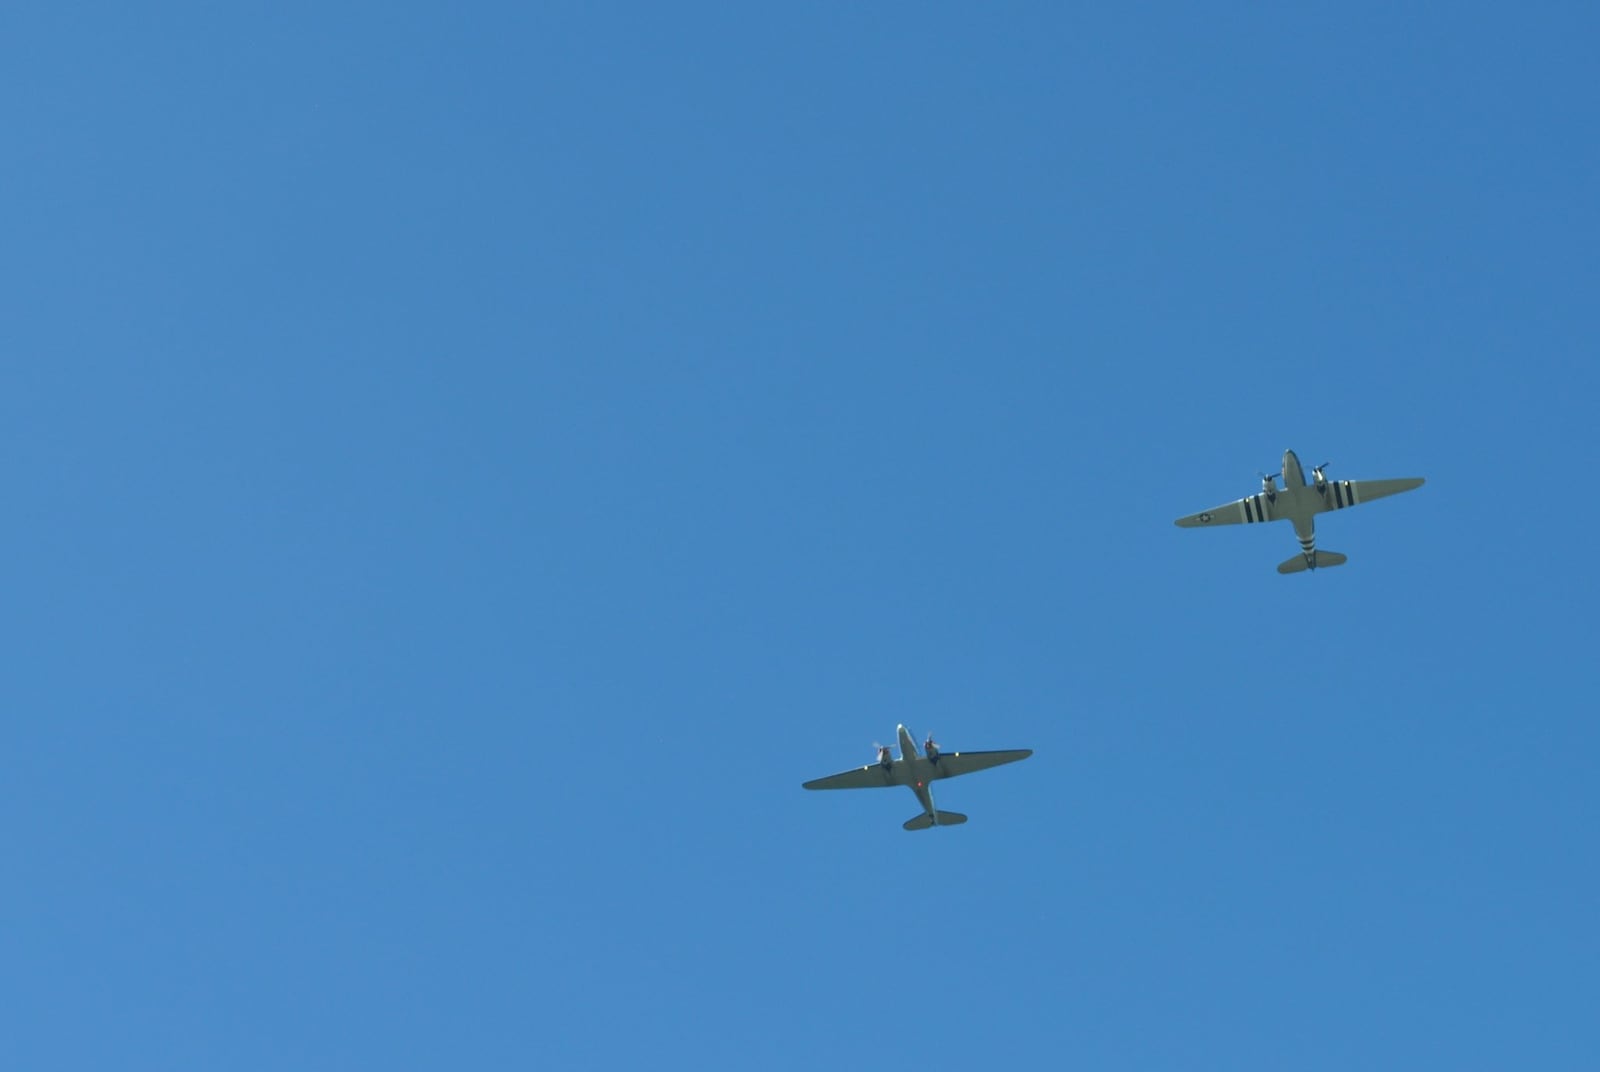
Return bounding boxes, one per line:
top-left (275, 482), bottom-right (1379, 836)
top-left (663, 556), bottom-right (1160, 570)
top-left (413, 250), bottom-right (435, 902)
top-left (1271, 449), bottom-right (1328, 506)
top-left (1282, 448), bottom-right (1306, 489)
top-left (892, 724), bottom-right (938, 816)
top-left (1259, 449), bottom-right (1320, 553)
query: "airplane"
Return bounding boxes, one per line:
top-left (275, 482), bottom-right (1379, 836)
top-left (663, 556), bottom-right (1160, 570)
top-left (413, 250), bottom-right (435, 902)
top-left (802, 725), bottom-right (1032, 830)
top-left (1175, 449), bottom-right (1424, 573)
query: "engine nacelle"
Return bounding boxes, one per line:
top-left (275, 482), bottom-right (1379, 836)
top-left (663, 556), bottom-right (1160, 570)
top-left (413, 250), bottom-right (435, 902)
top-left (877, 745), bottom-right (894, 767)
top-left (924, 736), bottom-right (940, 759)
top-left (1260, 474), bottom-right (1278, 498)
top-left (1313, 467), bottom-right (1329, 491)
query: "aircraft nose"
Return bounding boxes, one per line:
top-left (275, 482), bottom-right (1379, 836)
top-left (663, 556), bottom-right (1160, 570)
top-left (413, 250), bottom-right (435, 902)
top-left (896, 724), bottom-right (906, 732)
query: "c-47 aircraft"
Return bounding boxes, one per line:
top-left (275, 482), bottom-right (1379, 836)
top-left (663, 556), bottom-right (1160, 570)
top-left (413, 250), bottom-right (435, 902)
top-left (802, 725), bottom-right (1032, 830)
top-left (1175, 449), bottom-right (1424, 573)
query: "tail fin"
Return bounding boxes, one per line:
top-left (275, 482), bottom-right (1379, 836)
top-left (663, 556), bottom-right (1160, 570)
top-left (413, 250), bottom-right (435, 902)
top-left (903, 811), bottom-right (968, 831)
top-left (1277, 550), bottom-right (1348, 574)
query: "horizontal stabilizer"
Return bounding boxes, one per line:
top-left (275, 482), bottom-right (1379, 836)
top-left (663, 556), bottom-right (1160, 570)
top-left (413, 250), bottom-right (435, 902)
top-left (903, 811), bottom-right (968, 831)
top-left (1277, 550), bottom-right (1347, 574)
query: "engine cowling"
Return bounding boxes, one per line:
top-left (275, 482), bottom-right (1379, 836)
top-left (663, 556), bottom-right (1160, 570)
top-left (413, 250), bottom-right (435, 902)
top-left (877, 746), bottom-right (894, 767)
top-left (924, 737), bottom-right (940, 759)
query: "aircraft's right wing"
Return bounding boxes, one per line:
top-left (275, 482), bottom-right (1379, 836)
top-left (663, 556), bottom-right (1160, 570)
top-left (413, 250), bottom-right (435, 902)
top-left (802, 765), bottom-right (896, 791)
top-left (1175, 492), bottom-right (1280, 527)
top-left (1316, 477), bottom-right (1425, 513)
top-left (932, 749), bottom-right (1033, 779)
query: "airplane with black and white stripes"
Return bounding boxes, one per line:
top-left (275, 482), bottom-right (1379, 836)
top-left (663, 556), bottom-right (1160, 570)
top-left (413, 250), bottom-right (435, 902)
top-left (1175, 449), bottom-right (1424, 573)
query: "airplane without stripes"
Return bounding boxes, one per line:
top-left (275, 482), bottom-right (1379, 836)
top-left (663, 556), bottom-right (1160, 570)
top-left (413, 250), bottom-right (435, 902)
top-left (802, 725), bottom-right (1031, 830)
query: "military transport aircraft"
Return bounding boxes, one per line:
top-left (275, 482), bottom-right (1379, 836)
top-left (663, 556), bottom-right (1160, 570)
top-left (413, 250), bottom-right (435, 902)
top-left (802, 725), bottom-right (1032, 830)
top-left (1175, 449), bottom-right (1424, 573)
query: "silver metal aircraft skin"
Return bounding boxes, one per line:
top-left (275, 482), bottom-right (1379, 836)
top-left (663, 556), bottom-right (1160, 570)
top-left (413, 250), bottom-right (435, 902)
top-left (1175, 449), bottom-right (1424, 573)
top-left (802, 725), bottom-right (1032, 831)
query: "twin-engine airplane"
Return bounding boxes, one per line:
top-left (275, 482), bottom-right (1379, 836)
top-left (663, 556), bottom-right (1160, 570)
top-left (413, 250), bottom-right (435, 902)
top-left (1175, 449), bottom-right (1424, 573)
top-left (802, 725), bottom-right (1032, 830)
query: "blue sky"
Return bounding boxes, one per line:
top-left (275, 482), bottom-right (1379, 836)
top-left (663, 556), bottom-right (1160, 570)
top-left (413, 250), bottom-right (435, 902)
top-left (4, 5), bottom-right (1597, 1068)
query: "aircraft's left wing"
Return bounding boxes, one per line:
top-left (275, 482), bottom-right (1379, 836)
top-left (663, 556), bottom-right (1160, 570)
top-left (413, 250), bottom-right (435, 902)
top-left (802, 765), bottom-right (896, 791)
top-left (1175, 493), bottom-right (1280, 527)
top-left (931, 749), bottom-right (1033, 778)
top-left (1316, 477), bottom-right (1425, 513)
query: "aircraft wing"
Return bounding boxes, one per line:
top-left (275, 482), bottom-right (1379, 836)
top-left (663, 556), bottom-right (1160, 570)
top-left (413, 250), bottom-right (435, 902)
top-left (802, 765), bottom-right (896, 791)
top-left (1175, 492), bottom-right (1280, 527)
top-left (932, 749), bottom-right (1033, 778)
top-left (1318, 476), bottom-right (1425, 513)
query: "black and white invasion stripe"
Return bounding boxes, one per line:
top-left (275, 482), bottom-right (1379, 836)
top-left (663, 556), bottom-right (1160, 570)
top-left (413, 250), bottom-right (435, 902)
top-left (1240, 493), bottom-right (1271, 523)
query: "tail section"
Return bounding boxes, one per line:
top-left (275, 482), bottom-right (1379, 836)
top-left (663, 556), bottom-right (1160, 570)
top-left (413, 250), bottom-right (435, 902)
top-left (1277, 550), bottom-right (1348, 574)
top-left (903, 811), bottom-right (968, 831)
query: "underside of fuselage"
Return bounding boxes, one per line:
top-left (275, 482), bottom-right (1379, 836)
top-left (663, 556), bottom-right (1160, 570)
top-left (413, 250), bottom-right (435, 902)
top-left (1272, 452), bottom-right (1339, 570)
top-left (889, 725), bottom-right (963, 829)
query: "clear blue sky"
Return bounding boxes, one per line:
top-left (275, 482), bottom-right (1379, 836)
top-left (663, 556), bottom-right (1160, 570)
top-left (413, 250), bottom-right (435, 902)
top-left (5, 5), bottom-right (1597, 1069)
